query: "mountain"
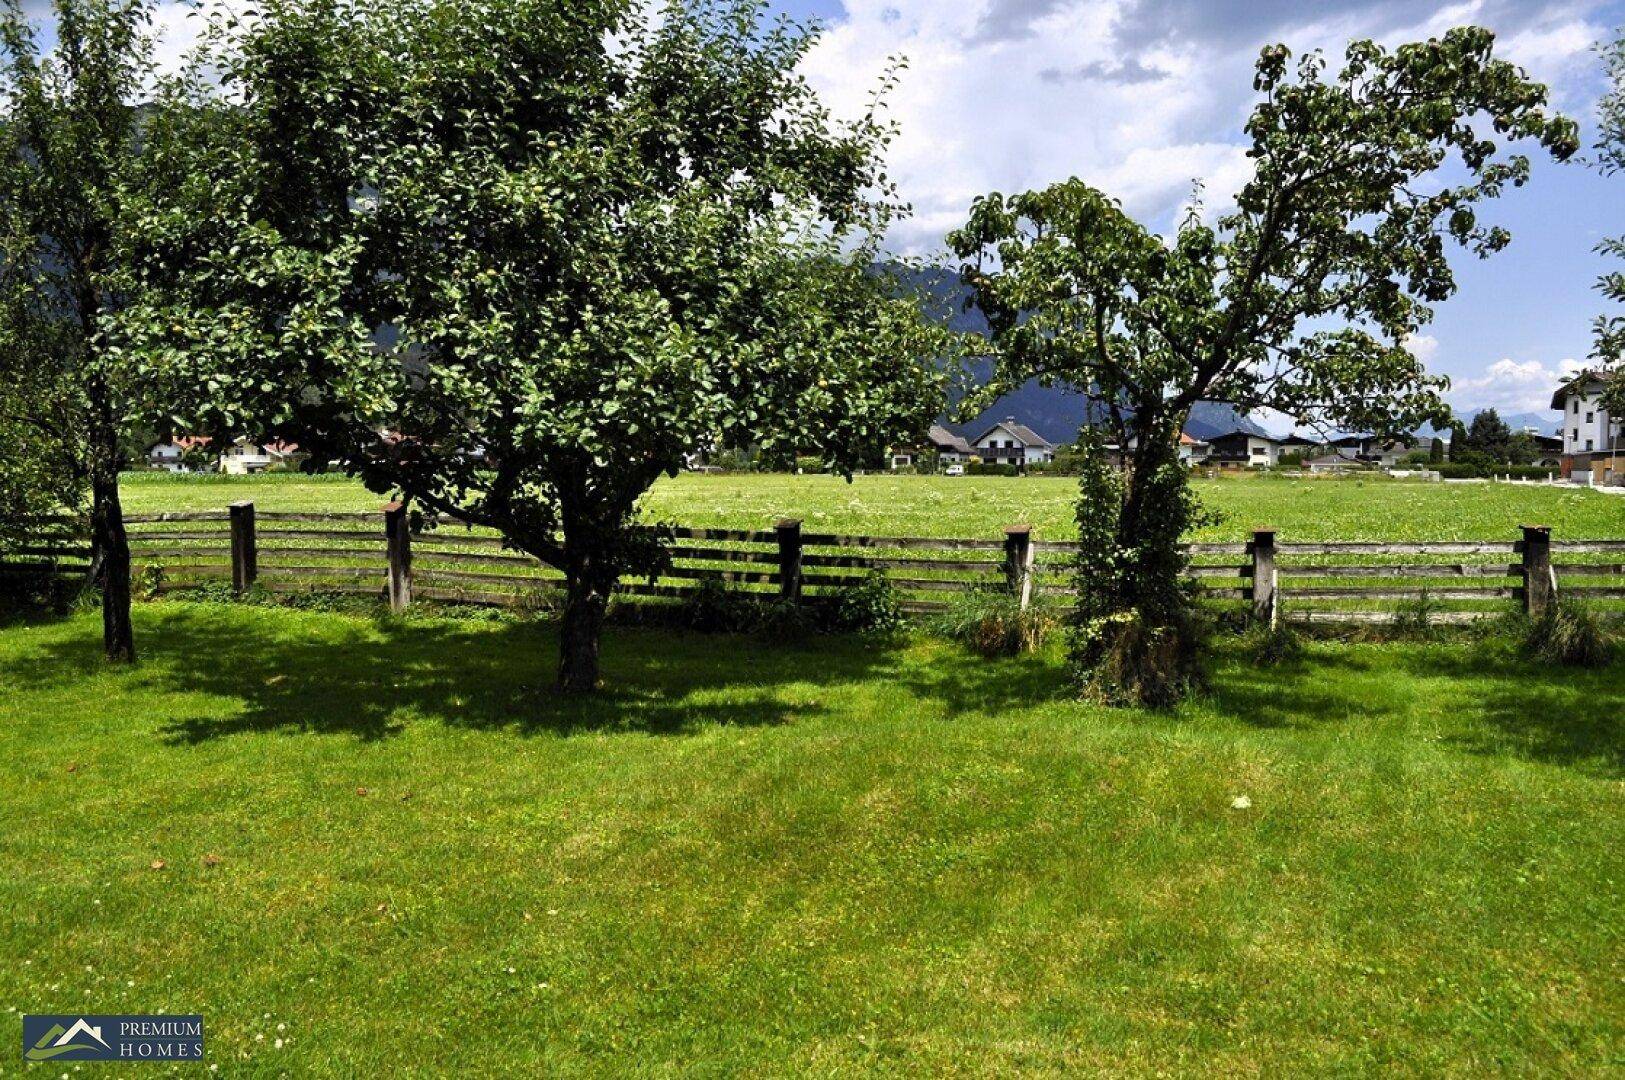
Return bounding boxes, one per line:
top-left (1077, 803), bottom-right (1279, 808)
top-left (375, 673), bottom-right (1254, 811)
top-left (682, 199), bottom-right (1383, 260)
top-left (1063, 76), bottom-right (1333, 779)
top-left (1418, 409), bottom-right (1561, 440)
top-left (898, 265), bottom-right (1275, 445)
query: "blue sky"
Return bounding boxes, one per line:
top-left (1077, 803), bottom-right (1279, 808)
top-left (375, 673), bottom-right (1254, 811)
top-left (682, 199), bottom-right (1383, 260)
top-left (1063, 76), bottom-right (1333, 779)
top-left (772, 0), bottom-right (1624, 421)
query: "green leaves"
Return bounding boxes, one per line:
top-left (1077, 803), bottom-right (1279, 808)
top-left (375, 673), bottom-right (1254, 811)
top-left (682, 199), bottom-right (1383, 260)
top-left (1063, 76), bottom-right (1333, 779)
top-left (117, 0), bottom-right (947, 611)
top-left (954, 27), bottom-right (1576, 444)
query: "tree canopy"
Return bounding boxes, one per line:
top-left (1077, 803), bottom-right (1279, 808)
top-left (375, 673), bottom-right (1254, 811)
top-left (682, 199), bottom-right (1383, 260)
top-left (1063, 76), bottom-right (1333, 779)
top-left (0, 0), bottom-right (163, 659)
top-left (119, 0), bottom-right (950, 690)
top-left (1593, 28), bottom-right (1624, 415)
top-left (949, 28), bottom-right (1578, 704)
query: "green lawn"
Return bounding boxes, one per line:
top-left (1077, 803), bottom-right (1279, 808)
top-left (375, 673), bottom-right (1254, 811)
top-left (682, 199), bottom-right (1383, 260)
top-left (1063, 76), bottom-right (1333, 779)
top-left (119, 470), bottom-right (1625, 543)
top-left (1, 602), bottom-right (1620, 1074)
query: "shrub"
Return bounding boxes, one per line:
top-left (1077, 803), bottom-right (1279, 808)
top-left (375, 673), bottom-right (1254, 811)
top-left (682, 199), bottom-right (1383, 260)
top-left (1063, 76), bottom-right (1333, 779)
top-left (1391, 588), bottom-right (1442, 637)
top-left (1243, 621), bottom-right (1305, 667)
top-left (678, 578), bottom-right (760, 633)
top-left (825, 571), bottom-right (904, 634)
top-left (1074, 608), bottom-right (1207, 708)
top-left (755, 598), bottom-right (817, 642)
top-left (965, 462), bottom-right (1020, 477)
top-left (1525, 602), bottom-right (1615, 667)
top-left (935, 587), bottom-right (1057, 657)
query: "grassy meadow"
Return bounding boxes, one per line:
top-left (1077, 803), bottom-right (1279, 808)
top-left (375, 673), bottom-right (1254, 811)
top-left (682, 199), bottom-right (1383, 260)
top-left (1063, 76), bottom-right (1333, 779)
top-left (119, 469), bottom-right (1625, 542)
top-left (1, 602), bottom-right (1621, 1074)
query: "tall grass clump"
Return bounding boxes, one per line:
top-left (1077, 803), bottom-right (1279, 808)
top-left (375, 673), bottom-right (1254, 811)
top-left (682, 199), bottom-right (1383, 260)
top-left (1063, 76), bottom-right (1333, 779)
top-left (935, 587), bottom-right (1058, 658)
top-left (1524, 601), bottom-right (1615, 667)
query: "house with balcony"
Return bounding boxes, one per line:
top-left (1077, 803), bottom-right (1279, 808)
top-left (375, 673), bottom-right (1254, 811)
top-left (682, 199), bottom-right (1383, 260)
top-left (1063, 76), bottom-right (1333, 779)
top-left (1553, 373), bottom-right (1621, 485)
top-left (1206, 430), bottom-right (1284, 468)
top-left (971, 418), bottom-right (1056, 467)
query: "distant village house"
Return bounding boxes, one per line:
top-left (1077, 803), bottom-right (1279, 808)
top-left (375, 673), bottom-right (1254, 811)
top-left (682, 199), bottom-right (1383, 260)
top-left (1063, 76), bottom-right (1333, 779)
top-left (972, 417), bottom-right (1056, 467)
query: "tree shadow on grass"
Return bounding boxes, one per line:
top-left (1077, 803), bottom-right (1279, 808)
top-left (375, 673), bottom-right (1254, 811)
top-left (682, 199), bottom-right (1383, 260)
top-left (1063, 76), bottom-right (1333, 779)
top-left (884, 647), bottom-right (1072, 718)
top-left (1391, 645), bottom-right (1624, 778)
top-left (0, 603), bottom-right (906, 743)
top-left (1204, 643), bottom-right (1624, 776)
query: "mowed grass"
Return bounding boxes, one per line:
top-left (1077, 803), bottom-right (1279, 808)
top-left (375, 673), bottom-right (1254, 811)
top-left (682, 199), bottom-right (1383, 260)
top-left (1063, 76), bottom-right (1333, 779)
top-left (119, 470), bottom-right (1625, 542)
top-left (1, 602), bottom-right (1621, 1074)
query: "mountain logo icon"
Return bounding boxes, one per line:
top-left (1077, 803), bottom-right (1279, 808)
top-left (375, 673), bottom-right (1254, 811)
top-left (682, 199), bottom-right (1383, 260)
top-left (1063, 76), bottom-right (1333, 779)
top-left (25, 1018), bottom-right (110, 1060)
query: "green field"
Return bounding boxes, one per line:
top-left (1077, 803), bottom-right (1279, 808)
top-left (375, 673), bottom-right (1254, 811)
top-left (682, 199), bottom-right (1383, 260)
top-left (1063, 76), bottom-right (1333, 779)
top-left (119, 470), bottom-right (1625, 542)
top-left (1, 602), bottom-right (1620, 1074)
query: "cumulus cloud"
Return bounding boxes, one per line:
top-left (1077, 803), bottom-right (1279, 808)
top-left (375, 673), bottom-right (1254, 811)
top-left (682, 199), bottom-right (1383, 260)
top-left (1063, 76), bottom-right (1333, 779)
top-left (801, 0), bottom-right (1611, 255)
top-left (1448, 357), bottom-right (1588, 415)
top-left (1405, 334), bottom-right (1441, 364)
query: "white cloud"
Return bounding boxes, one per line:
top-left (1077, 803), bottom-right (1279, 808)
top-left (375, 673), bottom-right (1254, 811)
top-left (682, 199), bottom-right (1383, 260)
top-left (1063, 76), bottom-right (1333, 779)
top-left (1447, 357), bottom-right (1588, 415)
top-left (1405, 333), bottom-right (1441, 363)
top-left (802, 0), bottom-right (1613, 256)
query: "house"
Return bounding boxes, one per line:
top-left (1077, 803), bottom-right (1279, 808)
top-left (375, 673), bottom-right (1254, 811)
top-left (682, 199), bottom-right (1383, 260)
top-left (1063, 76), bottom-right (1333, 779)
top-left (219, 438), bottom-right (302, 475)
top-left (146, 435), bottom-right (213, 472)
top-left (891, 424), bottom-right (974, 470)
top-left (1523, 430), bottom-right (1564, 470)
top-left (1279, 434), bottom-right (1323, 460)
top-left (1178, 432), bottom-right (1210, 464)
top-left (971, 417), bottom-right (1056, 467)
top-left (1305, 453), bottom-right (1369, 475)
top-left (1329, 434), bottom-right (1420, 468)
top-left (1552, 373), bottom-right (1622, 485)
top-left (1206, 430), bottom-right (1284, 468)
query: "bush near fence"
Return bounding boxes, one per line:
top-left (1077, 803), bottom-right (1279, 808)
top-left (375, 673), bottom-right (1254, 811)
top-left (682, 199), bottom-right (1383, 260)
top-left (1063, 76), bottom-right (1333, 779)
top-left (3, 502), bottom-right (1623, 627)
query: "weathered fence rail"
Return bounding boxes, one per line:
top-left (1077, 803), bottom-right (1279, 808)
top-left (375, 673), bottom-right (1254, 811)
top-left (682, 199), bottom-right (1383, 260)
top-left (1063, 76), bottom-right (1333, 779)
top-left (3, 505), bottom-right (1623, 626)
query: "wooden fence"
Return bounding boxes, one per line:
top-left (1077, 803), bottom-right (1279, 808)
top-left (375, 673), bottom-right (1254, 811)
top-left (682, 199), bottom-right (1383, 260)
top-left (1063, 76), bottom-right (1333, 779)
top-left (3, 503), bottom-right (1624, 625)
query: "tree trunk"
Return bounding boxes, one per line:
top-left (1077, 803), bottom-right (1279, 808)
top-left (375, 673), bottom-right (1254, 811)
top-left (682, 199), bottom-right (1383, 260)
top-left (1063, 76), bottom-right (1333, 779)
top-left (557, 539), bottom-right (613, 693)
top-left (89, 459), bottom-right (135, 663)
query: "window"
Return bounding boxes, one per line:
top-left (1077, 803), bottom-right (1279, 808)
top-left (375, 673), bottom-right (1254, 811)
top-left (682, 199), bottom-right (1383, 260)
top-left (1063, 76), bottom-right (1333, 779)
top-left (1573, 429), bottom-right (1580, 441)
top-left (1586, 412), bottom-right (1594, 424)
top-left (1574, 400), bottom-right (1581, 414)
top-left (1586, 439), bottom-right (1594, 451)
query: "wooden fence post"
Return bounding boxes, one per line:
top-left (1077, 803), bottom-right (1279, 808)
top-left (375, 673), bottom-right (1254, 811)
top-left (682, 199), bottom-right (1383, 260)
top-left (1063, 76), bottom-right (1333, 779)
top-left (1521, 524), bottom-right (1554, 619)
top-left (776, 518), bottom-right (802, 602)
top-left (1004, 524), bottom-right (1034, 610)
top-left (1250, 528), bottom-right (1278, 627)
top-left (385, 501), bottom-right (412, 613)
top-left (229, 501), bottom-right (257, 594)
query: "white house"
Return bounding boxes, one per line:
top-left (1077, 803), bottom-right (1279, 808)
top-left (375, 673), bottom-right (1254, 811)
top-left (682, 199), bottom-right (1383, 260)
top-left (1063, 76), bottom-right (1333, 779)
top-left (146, 435), bottom-right (214, 472)
top-left (219, 438), bottom-right (301, 475)
top-left (1553, 373), bottom-right (1621, 485)
top-left (1178, 432), bottom-right (1210, 464)
top-left (971, 418), bottom-right (1056, 467)
top-left (1206, 430), bottom-right (1284, 468)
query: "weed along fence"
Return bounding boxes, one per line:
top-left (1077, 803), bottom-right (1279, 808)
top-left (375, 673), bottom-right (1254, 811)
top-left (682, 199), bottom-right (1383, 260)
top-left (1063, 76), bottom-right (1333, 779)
top-left (3, 503), bottom-right (1624, 625)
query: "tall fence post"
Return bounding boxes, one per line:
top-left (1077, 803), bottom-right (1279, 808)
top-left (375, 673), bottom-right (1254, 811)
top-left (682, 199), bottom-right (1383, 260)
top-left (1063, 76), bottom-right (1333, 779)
top-left (229, 501), bottom-right (257, 595)
top-left (1521, 524), bottom-right (1554, 619)
top-left (1004, 525), bottom-right (1034, 611)
top-left (1250, 528), bottom-right (1278, 628)
top-left (385, 501), bottom-right (413, 613)
top-left (776, 518), bottom-right (802, 603)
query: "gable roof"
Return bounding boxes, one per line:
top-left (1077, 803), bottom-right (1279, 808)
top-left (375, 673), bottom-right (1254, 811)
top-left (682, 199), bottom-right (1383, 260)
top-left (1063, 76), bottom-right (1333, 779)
top-left (1551, 371), bottom-right (1609, 410)
top-left (927, 424), bottom-right (973, 455)
top-left (973, 418), bottom-right (1056, 450)
top-left (1208, 429), bottom-right (1281, 445)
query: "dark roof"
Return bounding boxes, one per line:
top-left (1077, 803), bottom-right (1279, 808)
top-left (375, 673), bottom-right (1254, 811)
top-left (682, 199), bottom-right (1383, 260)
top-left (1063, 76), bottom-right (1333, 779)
top-left (1208, 429), bottom-right (1282, 445)
top-left (973, 418), bottom-right (1056, 449)
top-left (1551, 372), bottom-right (1608, 410)
top-left (927, 424), bottom-right (973, 455)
